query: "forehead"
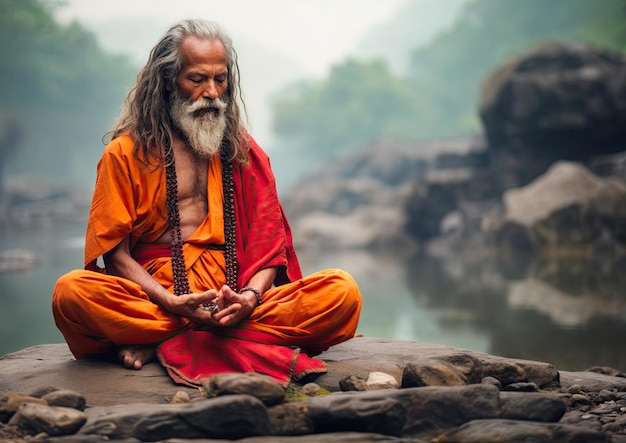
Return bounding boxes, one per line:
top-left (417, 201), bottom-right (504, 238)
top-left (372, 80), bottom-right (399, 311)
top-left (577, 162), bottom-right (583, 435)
top-left (179, 36), bottom-right (228, 69)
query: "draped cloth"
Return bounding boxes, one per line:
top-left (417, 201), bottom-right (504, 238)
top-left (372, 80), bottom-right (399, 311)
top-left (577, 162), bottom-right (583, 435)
top-left (158, 328), bottom-right (326, 387)
top-left (84, 134), bottom-right (302, 287)
top-left (53, 133), bottom-right (361, 387)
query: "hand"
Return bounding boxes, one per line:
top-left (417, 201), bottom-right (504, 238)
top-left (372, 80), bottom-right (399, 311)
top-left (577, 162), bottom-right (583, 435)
top-left (163, 289), bottom-right (223, 326)
top-left (211, 285), bottom-right (258, 327)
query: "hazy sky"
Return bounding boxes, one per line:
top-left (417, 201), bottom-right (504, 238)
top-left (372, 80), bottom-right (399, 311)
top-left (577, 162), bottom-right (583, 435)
top-left (54, 0), bottom-right (419, 147)
top-left (55, 0), bottom-right (412, 75)
top-left (53, 0), bottom-right (469, 150)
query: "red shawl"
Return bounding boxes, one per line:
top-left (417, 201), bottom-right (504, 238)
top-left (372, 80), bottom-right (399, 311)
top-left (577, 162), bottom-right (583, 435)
top-left (158, 137), bottom-right (325, 387)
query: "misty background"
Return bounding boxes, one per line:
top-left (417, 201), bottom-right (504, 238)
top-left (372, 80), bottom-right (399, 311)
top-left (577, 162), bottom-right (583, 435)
top-left (2, 0), bottom-right (626, 371)
top-left (1, 0), bottom-right (473, 189)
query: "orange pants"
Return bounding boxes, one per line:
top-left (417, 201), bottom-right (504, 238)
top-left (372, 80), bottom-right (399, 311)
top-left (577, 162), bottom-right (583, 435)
top-left (52, 268), bottom-right (361, 359)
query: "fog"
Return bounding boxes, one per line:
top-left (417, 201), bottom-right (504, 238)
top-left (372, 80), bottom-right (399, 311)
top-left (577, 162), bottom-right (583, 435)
top-left (53, 0), bottom-right (467, 150)
top-left (4, 1), bottom-right (626, 373)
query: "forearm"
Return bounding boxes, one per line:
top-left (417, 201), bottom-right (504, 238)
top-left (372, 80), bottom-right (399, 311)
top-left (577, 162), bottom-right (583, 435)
top-left (239, 267), bottom-right (277, 304)
top-left (103, 238), bottom-right (176, 310)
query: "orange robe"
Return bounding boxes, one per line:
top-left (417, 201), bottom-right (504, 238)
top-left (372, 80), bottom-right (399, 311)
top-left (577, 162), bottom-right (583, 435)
top-left (52, 134), bottom-right (361, 386)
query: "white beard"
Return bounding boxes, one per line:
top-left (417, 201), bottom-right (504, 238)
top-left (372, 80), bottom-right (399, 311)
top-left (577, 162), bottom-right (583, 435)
top-left (170, 91), bottom-right (227, 158)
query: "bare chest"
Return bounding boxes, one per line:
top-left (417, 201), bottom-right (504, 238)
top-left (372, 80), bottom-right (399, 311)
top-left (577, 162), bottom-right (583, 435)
top-left (173, 147), bottom-right (208, 202)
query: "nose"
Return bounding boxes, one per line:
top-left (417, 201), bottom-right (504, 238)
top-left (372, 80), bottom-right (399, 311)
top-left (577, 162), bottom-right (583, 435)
top-left (202, 81), bottom-right (219, 100)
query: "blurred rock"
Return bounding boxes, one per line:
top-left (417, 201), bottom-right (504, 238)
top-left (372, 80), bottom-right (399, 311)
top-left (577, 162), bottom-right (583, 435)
top-left (480, 41), bottom-right (626, 189)
top-left (490, 161), bottom-right (626, 254)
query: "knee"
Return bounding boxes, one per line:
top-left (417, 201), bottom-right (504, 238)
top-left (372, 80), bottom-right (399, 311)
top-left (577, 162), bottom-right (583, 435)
top-left (54, 269), bottom-right (84, 294)
top-left (52, 269), bottom-right (91, 309)
top-left (325, 268), bottom-right (362, 307)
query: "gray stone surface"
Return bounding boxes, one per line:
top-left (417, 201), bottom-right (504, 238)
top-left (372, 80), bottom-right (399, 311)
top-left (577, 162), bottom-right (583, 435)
top-left (1, 337), bottom-right (625, 442)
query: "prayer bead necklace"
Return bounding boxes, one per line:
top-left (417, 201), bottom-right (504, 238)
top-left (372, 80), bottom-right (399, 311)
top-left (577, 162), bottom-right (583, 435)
top-left (164, 142), bottom-right (238, 296)
top-left (219, 144), bottom-right (239, 290)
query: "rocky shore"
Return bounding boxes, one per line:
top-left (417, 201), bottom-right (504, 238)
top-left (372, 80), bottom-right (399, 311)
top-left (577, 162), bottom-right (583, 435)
top-left (1, 337), bottom-right (625, 442)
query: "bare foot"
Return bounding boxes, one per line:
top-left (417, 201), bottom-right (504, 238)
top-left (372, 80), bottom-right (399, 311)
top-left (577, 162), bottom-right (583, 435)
top-left (118, 345), bottom-right (156, 370)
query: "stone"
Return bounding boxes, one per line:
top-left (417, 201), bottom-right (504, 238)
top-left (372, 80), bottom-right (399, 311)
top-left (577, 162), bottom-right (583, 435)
top-left (170, 390), bottom-right (190, 404)
top-left (560, 370), bottom-right (626, 392)
top-left (0, 392), bottom-right (47, 424)
top-left (132, 395), bottom-right (270, 441)
top-left (402, 360), bottom-right (467, 387)
top-left (305, 384), bottom-right (502, 439)
top-left (42, 389), bottom-right (86, 411)
top-left (305, 391), bottom-right (408, 436)
top-left (81, 395), bottom-right (271, 441)
top-left (268, 402), bottom-right (315, 435)
top-left (438, 419), bottom-right (611, 443)
top-left (78, 403), bottom-right (163, 440)
top-left (598, 389), bottom-right (617, 402)
top-left (570, 393), bottom-right (593, 406)
top-left (499, 392), bottom-right (566, 422)
top-left (366, 372), bottom-right (399, 390)
top-left (201, 372), bottom-right (285, 406)
top-left (318, 338), bottom-right (558, 390)
top-left (479, 359), bottom-right (527, 387)
top-left (481, 376), bottom-right (503, 390)
top-left (567, 384), bottom-right (584, 394)
top-left (280, 137), bottom-right (477, 252)
top-left (502, 161), bottom-right (626, 229)
top-left (436, 352), bottom-right (483, 384)
top-left (8, 402), bottom-right (86, 436)
top-left (480, 41), bottom-right (626, 189)
top-left (503, 382), bottom-right (540, 392)
top-left (587, 366), bottom-right (626, 378)
top-left (299, 383), bottom-right (323, 396)
top-left (339, 375), bottom-right (369, 392)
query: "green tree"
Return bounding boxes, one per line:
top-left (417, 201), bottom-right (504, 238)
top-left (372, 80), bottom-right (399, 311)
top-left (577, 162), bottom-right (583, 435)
top-left (0, 0), bottom-right (136, 186)
top-left (271, 0), bottom-right (626, 174)
top-left (406, 0), bottom-right (626, 137)
top-left (272, 58), bottom-right (419, 168)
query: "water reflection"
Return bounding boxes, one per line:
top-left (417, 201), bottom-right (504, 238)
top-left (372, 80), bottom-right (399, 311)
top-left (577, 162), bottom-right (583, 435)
top-left (0, 222), bottom-right (85, 356)
top-left (297, 248), bottom-right (491, 353)
top-left (1, 223), bottom-right (625, 373)
top-left (403, 249), bottom-right (626, 372)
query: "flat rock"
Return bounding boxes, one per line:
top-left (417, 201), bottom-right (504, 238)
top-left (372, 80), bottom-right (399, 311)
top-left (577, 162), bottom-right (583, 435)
top-left (0, 344), bottom-right (201, 406)
top-left (0, 337), bottom-right (613, 411)
top-left (2, 338), bottom-right (626, 441)
top-left (559, 370), bottom-right (626, 392)
top-left (317, 337), bottom-right (559, 390)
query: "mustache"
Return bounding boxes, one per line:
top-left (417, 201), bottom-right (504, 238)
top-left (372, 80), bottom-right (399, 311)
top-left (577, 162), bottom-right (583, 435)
top-left (186, 98), bottom-right (227, 117)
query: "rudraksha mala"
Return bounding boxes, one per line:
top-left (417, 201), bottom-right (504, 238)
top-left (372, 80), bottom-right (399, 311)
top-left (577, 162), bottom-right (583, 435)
top-left (164, 142), bottom-right (238, 296)
top-left (219, 142), bottom-right (239, 290)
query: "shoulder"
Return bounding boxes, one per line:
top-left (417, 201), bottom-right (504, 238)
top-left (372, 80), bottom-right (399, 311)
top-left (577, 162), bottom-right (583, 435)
top-left (102, 133), bottom-right (136, 158)
top-left (96, 133), bottom-right (147, 178)
top-left (245, 134), bottom-right (271, 166)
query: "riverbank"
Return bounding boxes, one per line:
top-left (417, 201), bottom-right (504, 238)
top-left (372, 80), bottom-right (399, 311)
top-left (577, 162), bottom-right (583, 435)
top-left (1, 337), bottom-right (625, 442)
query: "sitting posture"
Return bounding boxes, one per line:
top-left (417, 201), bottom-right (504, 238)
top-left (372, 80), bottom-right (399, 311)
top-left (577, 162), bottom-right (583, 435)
top-left (52, 18), bottom-right (362, 386)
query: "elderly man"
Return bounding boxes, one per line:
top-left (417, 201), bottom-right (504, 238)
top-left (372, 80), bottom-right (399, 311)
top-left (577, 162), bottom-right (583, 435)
top-left (52, 19), bottom-right (361, 386)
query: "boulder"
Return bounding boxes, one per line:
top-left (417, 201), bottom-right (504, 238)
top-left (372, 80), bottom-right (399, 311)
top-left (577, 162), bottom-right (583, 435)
top-left (490, 161), bottom-right (626, 253)
top-left (480, 41), bottom-right (626, 189)
top-left (280, 137), bottom-right (478, 252)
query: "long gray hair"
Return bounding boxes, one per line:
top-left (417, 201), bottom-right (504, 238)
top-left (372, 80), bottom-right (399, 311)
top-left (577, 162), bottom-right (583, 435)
top-left (110, 19), bottom-right (249, 164)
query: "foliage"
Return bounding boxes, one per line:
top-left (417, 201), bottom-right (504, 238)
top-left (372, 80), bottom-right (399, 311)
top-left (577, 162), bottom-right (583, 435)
top-left (406, 0), bottom-right (626, 138)
top-left (284, 383), bottom-right (330, 402)
top-left (0, 0), bottom-right (136, 185)
top-left (271, 0), bottom-right (626, 166)
top-left (272, 59), bottom-right (420, 165)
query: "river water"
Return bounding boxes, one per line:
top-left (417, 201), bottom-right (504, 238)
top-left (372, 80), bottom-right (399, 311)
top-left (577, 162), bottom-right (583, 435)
top-left (1, 221), bottom-right (625, 372)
